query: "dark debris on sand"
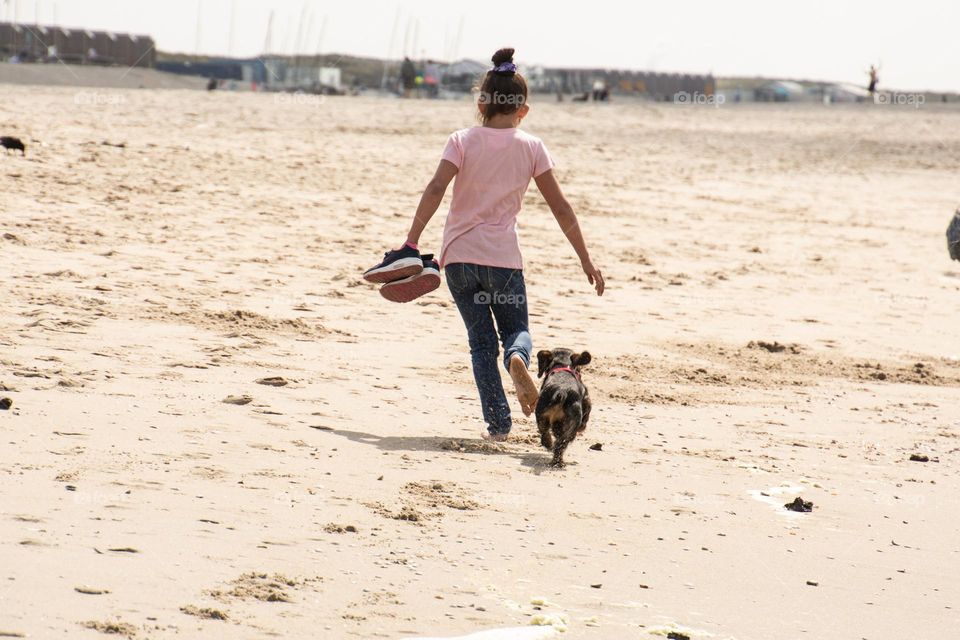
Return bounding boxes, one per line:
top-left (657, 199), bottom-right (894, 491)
top-left (784, 497), bottom-right (814, 513)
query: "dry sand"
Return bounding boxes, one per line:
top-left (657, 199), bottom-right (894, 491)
top-left (1, 87), bottom-right (960, 639)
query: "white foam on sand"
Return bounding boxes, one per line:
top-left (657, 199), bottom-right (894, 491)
top-left (406, 627), bottom-right (558, 640)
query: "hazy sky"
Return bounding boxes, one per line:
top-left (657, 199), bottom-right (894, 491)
top-left (4, 0), bottom-right (958, 91)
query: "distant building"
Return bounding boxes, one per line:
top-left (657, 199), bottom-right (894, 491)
top-left (528, 67), bottom-right (715, 101)
top-left (0, 22), bottom-right (155, 67)
top-left (318, 67), bottom-right (341, 92)
top-left (753, 80), bottom-right (808, 102)
top-left (157, 58), bottom-right (269, 85)
top-left (156, 57), bottom-right (345, 92)
top-left (441, 59), bottom-right (488, 92)
top-left (826, 83), bottom-right (870, 103)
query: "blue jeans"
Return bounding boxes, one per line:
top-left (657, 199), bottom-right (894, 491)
top-left (445, 263), bottom-right (533, 435)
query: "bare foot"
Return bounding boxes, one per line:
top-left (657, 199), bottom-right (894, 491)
top-left (481, 431), bottom-right (509, 442)
top-left (509, 354), bottom-right (539, 416)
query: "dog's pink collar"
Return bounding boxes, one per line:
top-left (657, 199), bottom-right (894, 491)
top-left (547, 366), bottom-right (580, 381)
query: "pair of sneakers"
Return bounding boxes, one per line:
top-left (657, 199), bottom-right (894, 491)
top-left (363, 244), bottom-right (441, 303)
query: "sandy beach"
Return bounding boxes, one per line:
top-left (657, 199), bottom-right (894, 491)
top-left (2, 87), bottom-right (959, 639)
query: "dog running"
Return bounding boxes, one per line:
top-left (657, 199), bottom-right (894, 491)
top-left (535, 348), bottom-right (592, 467)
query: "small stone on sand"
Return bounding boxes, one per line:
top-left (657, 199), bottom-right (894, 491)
top-left (256, 376), bottom-right (289, 387)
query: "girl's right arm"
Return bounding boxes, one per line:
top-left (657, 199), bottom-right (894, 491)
top-left (405, 160), bottom-right (458, 246)
top-left (534, 169), bottom-right (605, 296)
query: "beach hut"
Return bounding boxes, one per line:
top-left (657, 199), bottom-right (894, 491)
top-left (0, 23), bottom-right (45, 60)
top-left (112, 33), bottom-right (136, 66)
top-left (43, 26), bottom-right (70, 61)
top-left (130, 35), bottom-right (155, 67)
top-left (32, 25), bottom-right (56, 58)
top-left (89, 30), bottom-right (117, 64)
top-left (0, 23), bottom-right (22, 57)
top-left (59, 28), bottom-right (88, 63)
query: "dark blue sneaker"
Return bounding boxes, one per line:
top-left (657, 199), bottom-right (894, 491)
top-left (380, 254), bottom-right (441, 303)
top-left (363, 245), bottom-right (423, 283)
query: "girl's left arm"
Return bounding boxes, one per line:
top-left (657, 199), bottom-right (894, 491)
top-left (405, 160), bottom-right (458, 245)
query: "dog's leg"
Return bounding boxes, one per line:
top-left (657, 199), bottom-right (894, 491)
top-left (551, 405), bottom-right (582, 467)
top-left (537, 415), bottom-right (553, 450)
top-left (577, 393), bottom-right (591, 434)
top-left (551, 435), bottom-right (570, 467)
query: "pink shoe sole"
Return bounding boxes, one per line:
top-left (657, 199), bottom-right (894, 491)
top-left (363, 262), bottom-right (423, 284)
top-left (379, 269), bottom-right (441, 303)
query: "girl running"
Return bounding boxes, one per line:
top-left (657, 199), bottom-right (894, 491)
top-left (367, 47), bottom-right (604, 441)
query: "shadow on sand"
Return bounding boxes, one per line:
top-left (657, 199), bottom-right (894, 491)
top-left (321, 428), bottom-right (556, 472)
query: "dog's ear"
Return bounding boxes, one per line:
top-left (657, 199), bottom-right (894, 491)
top-left (536, 350), bottom-right (553, 378)
top-left (571, 351), bottom-right (592, 368)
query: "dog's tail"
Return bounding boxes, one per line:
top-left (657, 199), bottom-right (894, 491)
top-left (563, 394), bottom-right (583, 423)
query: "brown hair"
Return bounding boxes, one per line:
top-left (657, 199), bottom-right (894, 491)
top-left (477, 47), bottom-right (528, 124)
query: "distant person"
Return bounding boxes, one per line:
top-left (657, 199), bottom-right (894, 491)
top-left (400, 57), bottom-right (416, 98)
top-left (206, 77), bottom-right (218, 91)
top-left (867, 65), bottom-right (879, 99)
top-left (423, 61), bottom-right (441, 98)
top-left (592, 79), bottom-right (605, 101)
top-left (362, 47), bottom-right (604, 442)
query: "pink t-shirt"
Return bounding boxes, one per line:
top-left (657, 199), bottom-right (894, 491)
top-left (439, 126), bottom-right (554, 269)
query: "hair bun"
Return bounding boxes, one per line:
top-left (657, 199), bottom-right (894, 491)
top-left (491, 47), bottom-right (515, 66)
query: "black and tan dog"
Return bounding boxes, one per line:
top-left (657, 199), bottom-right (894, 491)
top-left (535, 348), bottom-right (592, 467)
